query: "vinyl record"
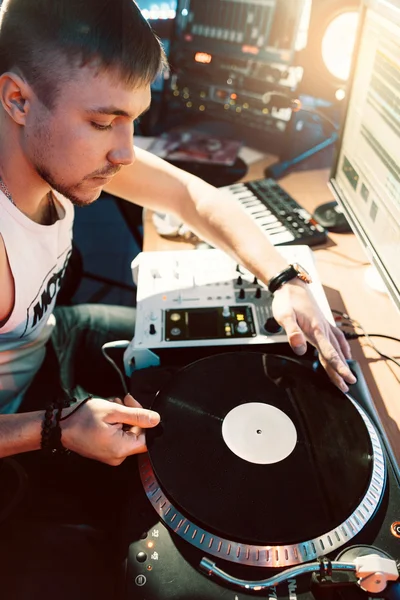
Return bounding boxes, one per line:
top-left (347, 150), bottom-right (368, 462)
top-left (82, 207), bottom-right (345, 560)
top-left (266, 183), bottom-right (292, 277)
top-left (146, 352), bottom-right (375, 546)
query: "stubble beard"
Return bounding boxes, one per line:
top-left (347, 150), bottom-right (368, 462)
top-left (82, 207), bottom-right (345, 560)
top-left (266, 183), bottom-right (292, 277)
top-left (34, 164), bottom-right (102, 207)
top-left (30, 116), bottom-right (102, 208)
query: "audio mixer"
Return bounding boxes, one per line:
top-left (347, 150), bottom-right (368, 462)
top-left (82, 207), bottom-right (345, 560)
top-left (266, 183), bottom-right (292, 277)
top-left (126, 246), bottom-right (332, 361)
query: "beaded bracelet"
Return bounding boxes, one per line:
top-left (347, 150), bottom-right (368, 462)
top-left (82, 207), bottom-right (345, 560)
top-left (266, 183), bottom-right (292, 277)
top-left (40, 402), bottom-right (56, 451)
top-left (40, 395), bottom-right (95, 455)
top-left (41, 398), bottom-right (74, 454)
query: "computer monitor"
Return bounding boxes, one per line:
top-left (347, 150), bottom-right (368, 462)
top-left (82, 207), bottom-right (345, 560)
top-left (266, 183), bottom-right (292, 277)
top-left (330, 0), bottom-right (400, 312)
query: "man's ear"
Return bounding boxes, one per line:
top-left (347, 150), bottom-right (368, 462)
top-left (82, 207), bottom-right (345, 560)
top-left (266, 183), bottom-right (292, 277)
top-left (0, 72), bottom-right (32, 125)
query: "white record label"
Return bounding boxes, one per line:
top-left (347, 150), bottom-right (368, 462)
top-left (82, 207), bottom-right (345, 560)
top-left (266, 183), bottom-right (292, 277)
top-left (221, 403), bottom-right (297, 464)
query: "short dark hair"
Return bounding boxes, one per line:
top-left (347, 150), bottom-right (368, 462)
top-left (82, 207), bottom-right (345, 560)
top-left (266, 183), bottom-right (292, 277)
top-left (0, 0), bottom-right (166, 107)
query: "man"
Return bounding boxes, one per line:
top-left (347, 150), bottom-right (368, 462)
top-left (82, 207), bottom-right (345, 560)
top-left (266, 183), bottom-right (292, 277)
top-left (0, 0), bottom-right (356, 465)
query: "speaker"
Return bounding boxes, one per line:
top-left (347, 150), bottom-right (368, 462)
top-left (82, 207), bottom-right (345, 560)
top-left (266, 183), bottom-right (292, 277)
top-left (297, 0), bottom-right (361, 103)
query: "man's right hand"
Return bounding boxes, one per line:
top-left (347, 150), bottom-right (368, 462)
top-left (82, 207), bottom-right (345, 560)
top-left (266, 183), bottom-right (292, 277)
top-left (60, 395), bottom-right (160, 466)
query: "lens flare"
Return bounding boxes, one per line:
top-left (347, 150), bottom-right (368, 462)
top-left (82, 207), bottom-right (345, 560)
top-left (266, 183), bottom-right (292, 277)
top-left (322, 11), bottom-right (359, 81)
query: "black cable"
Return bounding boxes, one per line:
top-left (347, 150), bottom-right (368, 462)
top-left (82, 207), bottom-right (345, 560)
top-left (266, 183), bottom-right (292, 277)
top-left (333, 309), bottom-right (400, 369)
top-left (343, 332), bottom-right (400, 368)
top-left (59, 395), bottom-right (93, 421)
top-left (344, 332), bottom-right (400, 344)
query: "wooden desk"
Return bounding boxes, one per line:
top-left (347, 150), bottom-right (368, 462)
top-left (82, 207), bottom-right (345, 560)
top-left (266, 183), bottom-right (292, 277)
top-left (143, 156), bottom-right (400, 464)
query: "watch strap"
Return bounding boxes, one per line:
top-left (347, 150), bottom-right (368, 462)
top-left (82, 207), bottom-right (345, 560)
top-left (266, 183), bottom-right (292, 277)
top-left (268, 265), bottom-right (299, 294)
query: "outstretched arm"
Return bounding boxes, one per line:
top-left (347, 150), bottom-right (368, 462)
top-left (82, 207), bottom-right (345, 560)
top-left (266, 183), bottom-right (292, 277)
top-left (0, 395), bottom-right (160, 465)
top-left (105, 148), bottom-right (356, 392)
top-left (105, 147), bottom-right (288, 278)
top-left (0, 410), bottom-right (43, 457)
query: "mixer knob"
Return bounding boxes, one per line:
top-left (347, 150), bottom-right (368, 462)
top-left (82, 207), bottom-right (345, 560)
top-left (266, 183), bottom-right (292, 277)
top-left (222, 306), bottom-right (230, 318)
top-left (253, 277), bottom-right (258, 285)
top-left (255, 288), bottom-right (262, 299)
top-left (149, 324), bottom-right (156, 335)
top-left (237, 321), bottom-right (249, 334)
top-left (237, 275), bottom-right (243, 285)
top-left (263, 317), bottom-right (282, 334)
top-left (239, 289), bottom-right (245, 300)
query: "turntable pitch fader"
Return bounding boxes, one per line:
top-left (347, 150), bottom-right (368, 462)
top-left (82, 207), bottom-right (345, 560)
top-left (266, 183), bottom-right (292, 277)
top-left (124, 246), bottom-right (333, 371)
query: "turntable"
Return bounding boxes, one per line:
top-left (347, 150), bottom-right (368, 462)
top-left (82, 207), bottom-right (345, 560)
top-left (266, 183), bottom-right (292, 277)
top-left (124, 352), bottom-right (400, 599)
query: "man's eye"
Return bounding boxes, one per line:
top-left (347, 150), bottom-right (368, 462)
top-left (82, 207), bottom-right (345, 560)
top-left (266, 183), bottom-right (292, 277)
top-left (91, 122), bottom-right (113, 131)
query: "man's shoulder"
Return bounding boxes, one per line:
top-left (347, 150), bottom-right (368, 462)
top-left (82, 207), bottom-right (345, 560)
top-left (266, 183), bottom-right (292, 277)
top-left (0, 233), bottom-right (10, 285)
top-left (0, 233), bottom-right (14, 326)
top-left (0, 233), bottom-right (6, 263)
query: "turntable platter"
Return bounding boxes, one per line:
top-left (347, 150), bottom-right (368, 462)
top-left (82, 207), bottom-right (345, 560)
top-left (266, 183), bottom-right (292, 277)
top-left (144, 352), bottom-right (385, 564)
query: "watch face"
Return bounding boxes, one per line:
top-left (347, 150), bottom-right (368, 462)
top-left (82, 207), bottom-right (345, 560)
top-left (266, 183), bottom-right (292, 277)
top-left (293, 263), bottom-right (312, 284)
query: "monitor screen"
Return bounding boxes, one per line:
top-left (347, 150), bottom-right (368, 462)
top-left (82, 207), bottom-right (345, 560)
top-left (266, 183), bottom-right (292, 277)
top-left (330, 0), bottom-right (400, 311)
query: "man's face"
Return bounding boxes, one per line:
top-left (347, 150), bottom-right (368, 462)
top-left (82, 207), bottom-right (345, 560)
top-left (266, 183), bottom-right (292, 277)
top-left (22, 66), bottom-right (151, 206)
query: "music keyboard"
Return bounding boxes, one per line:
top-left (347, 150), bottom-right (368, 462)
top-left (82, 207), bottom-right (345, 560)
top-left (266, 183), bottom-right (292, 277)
top-left (221, 178), bottom-right (327, 247)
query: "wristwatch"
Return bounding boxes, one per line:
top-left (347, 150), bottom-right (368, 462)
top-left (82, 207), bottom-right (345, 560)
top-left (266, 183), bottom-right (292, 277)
top-left (268, 263), bottom-right (312, 294)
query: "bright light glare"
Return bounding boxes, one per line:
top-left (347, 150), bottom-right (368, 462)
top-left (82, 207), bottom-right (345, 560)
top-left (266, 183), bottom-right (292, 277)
top-left (141, 5), bottom-right (176, 20)
top-left (295, 0), bottom-right (313, 51)
top-left (322, 11), bottom-right (359, 81)
top-left (335, 88), bottom-right (346, 101)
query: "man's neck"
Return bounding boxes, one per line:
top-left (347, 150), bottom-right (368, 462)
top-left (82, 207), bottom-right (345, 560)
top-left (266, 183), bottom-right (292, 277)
top-left (0, 131), bottom-right (53, 223)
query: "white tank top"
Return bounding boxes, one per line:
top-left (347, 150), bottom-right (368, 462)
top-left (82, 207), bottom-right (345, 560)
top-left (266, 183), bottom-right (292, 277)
top-left (0, 190), bottom-right (74, 413)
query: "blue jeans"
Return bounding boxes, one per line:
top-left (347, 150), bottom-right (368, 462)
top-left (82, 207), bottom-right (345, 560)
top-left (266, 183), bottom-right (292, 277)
top-left (20, 304), bottom-right (136, 411)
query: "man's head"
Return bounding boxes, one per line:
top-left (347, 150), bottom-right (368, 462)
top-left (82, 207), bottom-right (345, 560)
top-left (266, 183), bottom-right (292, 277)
top-left (0, 0), bottom-right (166, 205)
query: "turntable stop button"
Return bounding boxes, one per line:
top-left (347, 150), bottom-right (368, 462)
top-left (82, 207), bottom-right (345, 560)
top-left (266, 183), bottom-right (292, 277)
top-left (136, 551), bottom-right (148, 563)
top-left (135, 574), bottom-right (147, 587)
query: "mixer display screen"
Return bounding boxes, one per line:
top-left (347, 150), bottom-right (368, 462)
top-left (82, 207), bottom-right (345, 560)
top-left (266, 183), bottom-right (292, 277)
top-left (165, 306), bottom-right (256, 341)
top-left (187, 309), bottom-right (219, 339)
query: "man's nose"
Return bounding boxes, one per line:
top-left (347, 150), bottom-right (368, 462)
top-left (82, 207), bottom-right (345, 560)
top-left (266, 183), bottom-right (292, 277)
top-left (108, 133), bottom-right (136, 167)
